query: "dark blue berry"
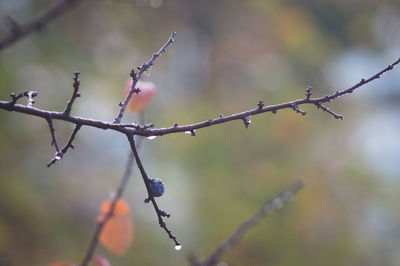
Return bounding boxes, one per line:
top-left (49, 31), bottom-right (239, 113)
top-left (149, 178), bottom-right (164, 197)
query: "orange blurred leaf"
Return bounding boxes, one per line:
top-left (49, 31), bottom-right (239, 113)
top-left (99, 215), bottom-right (133, 256)
top-left (99, 199), bottom-right (130, 217)
top-left (125, 80), bottom-right (156, 113)
top-left (49, 262), bottom-right (74, 266)
top-left (92, 254), bottom-right (111, 266)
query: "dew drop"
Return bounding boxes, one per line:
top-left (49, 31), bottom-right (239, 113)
top-left (174, 244), bottom-right (182, 251)
top-left (184, 130), bottom-right (196, 136)
top-left (55, 155), bottom-right (61, 160)
top-left (147, 136), bottom-right (157, 140)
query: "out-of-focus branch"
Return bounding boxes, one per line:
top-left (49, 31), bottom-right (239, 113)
top-left (127, 134), bottom-right (180, 247)
top-left (189, 180), bottom-right (304, 266)
top-left (113, 31), bottom-right (176, 124)
top-left (80, 149), bottom-right (135, 266)
top-left (0, 0), bottom-right (81, 51)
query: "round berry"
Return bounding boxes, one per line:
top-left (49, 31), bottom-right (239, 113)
top-left (149, 178), bottom-right (164, 197)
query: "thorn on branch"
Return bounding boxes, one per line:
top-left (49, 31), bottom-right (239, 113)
top-left (243, 115), bottom-right (251, 128)
top-left (130, 68), bottom-right (137, 80)
top-left (257, 100), bottom-right (264, 110)
top-left (314, 103), bottom-right (344, 120)
top-left (305, 86), bottom-right (312, 100)
top-left (291, 104), bottom-right (307, 116)
top-left (159, 210), bottom-right (171, 218)
top-left (174, 123), bottom-right (178, 128)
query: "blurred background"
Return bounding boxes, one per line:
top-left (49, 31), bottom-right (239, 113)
top-left (1, 0), bottom-right (400, 265)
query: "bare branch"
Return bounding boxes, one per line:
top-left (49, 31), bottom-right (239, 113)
top-left (0, 0), bottom-right (81, 51)
top-left (127, 134), bottom-right (181, 247)
top-left (47, 124), bottom-right (82, 167)
top-left (314, 102), bottom-right (344, 120)
top-left (191, 180), bottom-right (304, 266)
top-left (113, 31), bottom-right (176, 124)
top-left (1, 57), bottom-right (399, 139)
top-left (63, 72), bottom-right (81, 116)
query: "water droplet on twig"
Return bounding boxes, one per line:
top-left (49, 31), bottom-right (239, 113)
top-left (174, 244), bottom-right (182, 251)
top-left (146, 136), bottom-right (157, 140)
top-left (184, 130), bottom-right (196, 136)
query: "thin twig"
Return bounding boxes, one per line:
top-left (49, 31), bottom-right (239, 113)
top-left (0, 0), bottom-right (81, 51)
top-left (127, 134), bottom-right (180, 247)
top-left (113, 31), bottom-right (176, 124)
top-left (46, 117), bottom-right (62, 159)
top-left (191, 180), bottom-right (304, 266)
top-left (47, 124), bottom-right (82, 167)
top-left (63, 72), bottom-right (81, 116)
top-left (6, 90), bottom-right (38, 109)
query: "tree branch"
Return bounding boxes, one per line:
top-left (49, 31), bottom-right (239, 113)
top-left (190, 180), bottom-right (304, 266)
top-left (0, 0), bottom-right (81, 51)
top-left (63, 72), bottom-right (81, 116)
top-left (113, 31), bottom-right (176, 124)
top-left (0, 57), bottom-right (399, 139)
top-left (127, 134), bottom-right (181, 247)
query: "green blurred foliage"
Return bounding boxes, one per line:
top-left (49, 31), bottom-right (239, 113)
top-left (1, 0), bottom-right (400, 265)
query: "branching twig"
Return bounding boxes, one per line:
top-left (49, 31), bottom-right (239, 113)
top-left (127, 134), bottom-right (181, 247)
top-left (314, 102), bottom-right (344, 119)
top-left (47, 124), bottom-right (82, 167)
top-left (190, 180), bottom-right (304, 266)
top-left (6, 90), bottom-right (38, 109)
top-left (63, 72), bottom-right (81, 116)
top-left (113, 31), bottom-right (176, 124)
top-left (0, 0), bottom-right (81, 51)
